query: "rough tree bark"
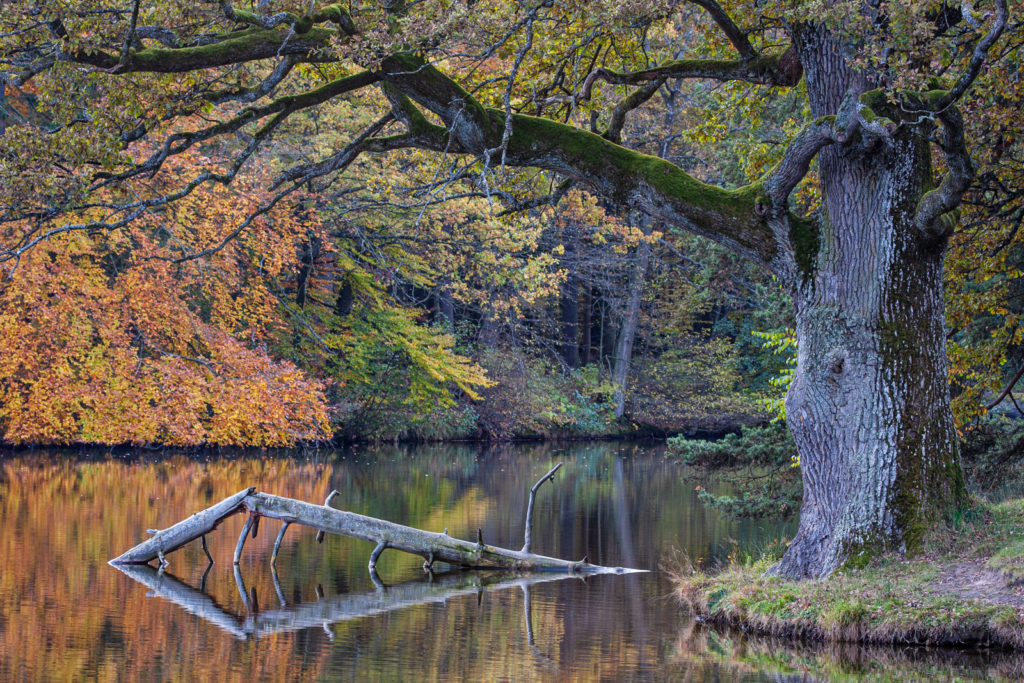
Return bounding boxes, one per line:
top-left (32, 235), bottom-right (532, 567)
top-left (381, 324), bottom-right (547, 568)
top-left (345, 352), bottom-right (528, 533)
top-left (767, 26), bottom-right (969, 578)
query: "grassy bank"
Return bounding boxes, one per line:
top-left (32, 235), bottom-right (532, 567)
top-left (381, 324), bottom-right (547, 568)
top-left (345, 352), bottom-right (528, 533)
top-left (674, 499), bottom-right (1024, 649)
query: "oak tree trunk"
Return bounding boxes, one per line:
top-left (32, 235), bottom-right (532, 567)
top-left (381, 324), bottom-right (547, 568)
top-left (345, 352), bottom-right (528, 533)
top-left (771, 28), bottom-right (968, 579)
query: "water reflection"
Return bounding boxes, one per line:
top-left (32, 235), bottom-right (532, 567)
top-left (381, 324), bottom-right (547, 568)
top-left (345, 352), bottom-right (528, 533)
top-left (0, 441), bottom-right (1014, 681)
top-left (676, 625), bottom-right (1024, 682)
top-left (116, 563), bottom-right (585, 644)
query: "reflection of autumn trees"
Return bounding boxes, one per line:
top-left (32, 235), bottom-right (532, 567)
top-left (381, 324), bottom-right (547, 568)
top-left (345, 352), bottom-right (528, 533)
top-left (0, 446), bottom-right (796, 679)
top-left (0, 458), bottom-right (333, 680)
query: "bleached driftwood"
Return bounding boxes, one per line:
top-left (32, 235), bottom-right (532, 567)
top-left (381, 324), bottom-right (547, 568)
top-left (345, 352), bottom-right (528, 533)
top-left (110, 466), bottom-right (642, 575)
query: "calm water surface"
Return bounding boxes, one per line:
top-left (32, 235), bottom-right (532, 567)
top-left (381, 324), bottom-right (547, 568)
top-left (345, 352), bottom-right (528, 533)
top-left (1, 441), bottom-right (1019, 681)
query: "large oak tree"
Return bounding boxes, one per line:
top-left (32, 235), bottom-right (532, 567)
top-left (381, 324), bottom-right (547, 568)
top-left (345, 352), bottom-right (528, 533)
top-left (0, 0), bottom-right (1015, 577)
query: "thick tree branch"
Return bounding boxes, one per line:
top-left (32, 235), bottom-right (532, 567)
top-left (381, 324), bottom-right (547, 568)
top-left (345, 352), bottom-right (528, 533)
top-left (763, 117), bottom-right (837, 211)
top-left (932, 0), bottom-right (1008, 111)
top-left (381, 55), bottom-right (780, 269)
top-left (71, 24), bottom-right (346, 74)
top-left (570, 45), bottom-right (802, 106)
top-left (96, 70), bottom-right (379, 190)
top-left (605, 78), bottom-right (665, 144)
top-left (915, 107), bottom-right (974, 238)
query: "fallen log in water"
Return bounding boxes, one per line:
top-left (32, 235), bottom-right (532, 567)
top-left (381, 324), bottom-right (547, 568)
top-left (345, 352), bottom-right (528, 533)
top-left (110, 465), bottom-right (642, 574)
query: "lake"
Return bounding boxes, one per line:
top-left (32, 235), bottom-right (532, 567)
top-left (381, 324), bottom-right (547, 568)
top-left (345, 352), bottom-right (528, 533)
top-left (1, 441), bottom-right (1019, 681)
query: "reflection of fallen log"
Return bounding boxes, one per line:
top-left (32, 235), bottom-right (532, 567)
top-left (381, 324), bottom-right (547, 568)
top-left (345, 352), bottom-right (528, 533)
top-left (115, 564), bottom-right (249, 639)
top-left (110, 465), bottom-right (642, 574)
top-left (115, 563), bottom-right (582, 640)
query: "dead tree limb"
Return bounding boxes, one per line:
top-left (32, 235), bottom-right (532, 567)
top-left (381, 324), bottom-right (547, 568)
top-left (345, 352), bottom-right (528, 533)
top-left (201, 535), bottom-right (214, 564)
top-left (315, 489), bottom-right (339, 544)
top-left (109, 478), bottom-right (643, 574)
top-left (271, 522), bottom-right (290, 566)
top-left (110, 487), bottom-right (254, 565)
top-left (522, 463), bottom-right (562, 553)
top-left (233, 513), bottom-right (255, 565)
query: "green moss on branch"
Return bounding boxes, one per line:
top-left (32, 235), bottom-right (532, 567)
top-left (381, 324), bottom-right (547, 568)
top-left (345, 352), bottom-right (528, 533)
top-left (126, 27), bottom-right (337, 72)
top-left (502, 112), bottom-right (776, 264)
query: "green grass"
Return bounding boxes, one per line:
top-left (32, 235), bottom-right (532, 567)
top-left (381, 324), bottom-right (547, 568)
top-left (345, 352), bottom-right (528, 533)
top-left (674, 499), bottom-right (1024, 649)
top-left (989, 540), bottom-right (1024, 585)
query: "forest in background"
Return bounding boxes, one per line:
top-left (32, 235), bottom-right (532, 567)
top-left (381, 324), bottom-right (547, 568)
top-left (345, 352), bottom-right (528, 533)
top-left (0, 1), bottom-right (1020, 448)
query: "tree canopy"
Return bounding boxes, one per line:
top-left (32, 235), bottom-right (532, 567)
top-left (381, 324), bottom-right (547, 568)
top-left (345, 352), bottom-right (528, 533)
top-left (1, 0), bottom-right (1022, 576)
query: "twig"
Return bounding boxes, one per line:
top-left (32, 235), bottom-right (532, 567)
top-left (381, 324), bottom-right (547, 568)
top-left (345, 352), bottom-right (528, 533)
top-left (201, 534), bottom-right (213, 564)
top-left (987, 360), bottom-right (1024, 410)
top-left (316, 490), bottom-right (339, 543)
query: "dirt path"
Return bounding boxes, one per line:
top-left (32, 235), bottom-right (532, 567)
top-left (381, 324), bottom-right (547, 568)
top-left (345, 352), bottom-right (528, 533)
top-left (932, 561), bottom-right (1024, 609)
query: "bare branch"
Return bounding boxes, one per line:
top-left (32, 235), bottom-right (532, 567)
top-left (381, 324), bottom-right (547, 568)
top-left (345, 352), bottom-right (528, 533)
top-left (522, 463), bottom-right (561, 553)
top-left (986, 360), bottom-right (1024, 411)
top-left (271, 113), bottom-right (394, 189)
top-left (688, 0), bottom-right (756, 60)
top-left (496, 178), bottom-right (574, 216)
top-left (933, 0), bottom-right (1009, 111)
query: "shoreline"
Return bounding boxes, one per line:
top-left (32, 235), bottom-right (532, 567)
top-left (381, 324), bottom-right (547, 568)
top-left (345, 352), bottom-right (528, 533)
top-left (0, 423), bottom-right (755, 455)
top-left (674, 499), bottom-right (1024, 651)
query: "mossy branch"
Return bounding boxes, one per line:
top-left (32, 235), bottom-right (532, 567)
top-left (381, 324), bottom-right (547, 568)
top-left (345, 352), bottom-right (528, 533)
top-left (72, 26), bottom-right (340, 74)
top-left (915, 107), bottom-right (974, 239)
top-left (379, 54), bottom-right (782, 269)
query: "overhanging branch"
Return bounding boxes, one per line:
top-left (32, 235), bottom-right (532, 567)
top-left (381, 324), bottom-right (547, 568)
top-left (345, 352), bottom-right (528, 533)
top-left (381, 54), bottom-right (781, 269)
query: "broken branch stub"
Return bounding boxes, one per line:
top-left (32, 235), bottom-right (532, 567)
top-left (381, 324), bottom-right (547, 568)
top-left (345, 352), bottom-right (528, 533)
top-left (522, 463), bottom-right (562, 553)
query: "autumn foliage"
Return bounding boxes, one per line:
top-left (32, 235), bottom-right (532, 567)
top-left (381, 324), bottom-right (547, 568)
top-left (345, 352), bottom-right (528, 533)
top-left (0, 230), bottom-right (331, 446)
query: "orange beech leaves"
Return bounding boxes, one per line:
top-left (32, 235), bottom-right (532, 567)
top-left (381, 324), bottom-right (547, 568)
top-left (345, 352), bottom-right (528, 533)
top-left (0, 144), bottom-right (332, 446)
top-left (0, 231), bottom-right (331, 446)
